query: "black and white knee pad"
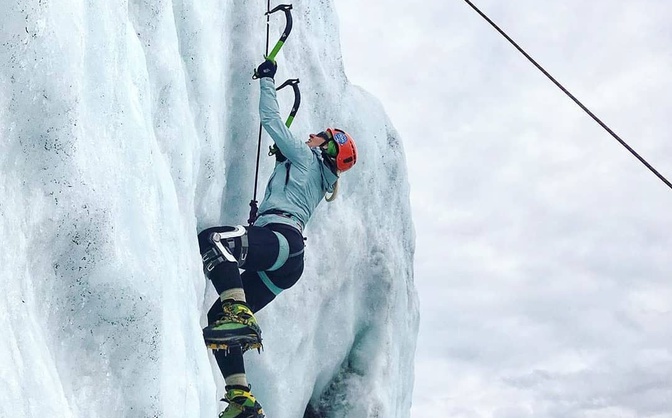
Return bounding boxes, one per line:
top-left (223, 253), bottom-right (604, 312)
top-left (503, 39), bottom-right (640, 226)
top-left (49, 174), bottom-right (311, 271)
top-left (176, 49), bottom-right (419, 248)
top-left (201, 226), bottom-right (249, 274)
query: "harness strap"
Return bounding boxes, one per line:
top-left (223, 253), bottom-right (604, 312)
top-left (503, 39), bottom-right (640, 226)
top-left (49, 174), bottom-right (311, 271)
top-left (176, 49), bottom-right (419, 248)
top-left (202, 248), bottom-right (225, 274)
top-left (256, 209), bottom-right (304, 232)
top-left (239, 233), bottom-right (249, 267)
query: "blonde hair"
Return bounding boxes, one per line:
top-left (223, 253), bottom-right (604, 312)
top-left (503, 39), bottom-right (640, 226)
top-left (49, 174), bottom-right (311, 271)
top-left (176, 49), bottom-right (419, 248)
top-left (325, 179), bottom-right (339, 202)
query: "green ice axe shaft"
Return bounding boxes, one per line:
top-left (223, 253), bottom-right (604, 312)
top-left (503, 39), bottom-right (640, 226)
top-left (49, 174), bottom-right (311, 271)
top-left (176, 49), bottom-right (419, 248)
top-left (276, 78), bottom-right (301, 127)
top-left (266, 4), bottom-right (293, 62)
top-left (267, 79), bottom-right (301, 157)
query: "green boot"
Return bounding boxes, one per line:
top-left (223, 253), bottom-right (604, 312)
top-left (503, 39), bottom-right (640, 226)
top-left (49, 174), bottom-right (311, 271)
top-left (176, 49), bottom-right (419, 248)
top-left (204, 300), bottom-right (262, 350)
top-left (219, 385), bottom-right (264, 418)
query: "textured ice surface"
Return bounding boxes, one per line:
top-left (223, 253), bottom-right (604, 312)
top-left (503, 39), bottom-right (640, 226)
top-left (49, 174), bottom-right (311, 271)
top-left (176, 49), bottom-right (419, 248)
top-left (0, 1), bottom-right (418, 417)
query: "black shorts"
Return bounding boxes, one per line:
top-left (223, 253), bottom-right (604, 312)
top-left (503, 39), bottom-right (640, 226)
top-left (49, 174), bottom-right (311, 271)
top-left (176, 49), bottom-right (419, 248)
top-left (241, 223), bottom-right (305, 312)
top-left (200, 223), bottom-right (305, 312)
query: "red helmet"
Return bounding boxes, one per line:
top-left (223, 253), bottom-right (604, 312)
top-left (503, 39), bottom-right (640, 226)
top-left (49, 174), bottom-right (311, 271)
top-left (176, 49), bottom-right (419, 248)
top-left (325, 128), bottom-right (357, 172)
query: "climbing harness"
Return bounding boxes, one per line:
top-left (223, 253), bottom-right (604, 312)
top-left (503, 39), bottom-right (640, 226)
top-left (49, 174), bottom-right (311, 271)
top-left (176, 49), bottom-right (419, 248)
top-left (249, 3), bottom-right (297, 225)
top-left (462, 0), bottom-right (672, 191)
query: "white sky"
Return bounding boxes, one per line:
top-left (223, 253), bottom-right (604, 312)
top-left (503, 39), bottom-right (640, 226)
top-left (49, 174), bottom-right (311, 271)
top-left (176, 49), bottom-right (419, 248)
top-left (334, 1), bottom-right (672, 417)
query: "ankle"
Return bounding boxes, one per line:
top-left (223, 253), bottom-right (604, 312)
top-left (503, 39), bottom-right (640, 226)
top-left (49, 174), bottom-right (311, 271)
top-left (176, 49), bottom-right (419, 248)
top-left (220, 288), bottom-right (246, 303)
top-left (225, 373), bottom-right (249, 388)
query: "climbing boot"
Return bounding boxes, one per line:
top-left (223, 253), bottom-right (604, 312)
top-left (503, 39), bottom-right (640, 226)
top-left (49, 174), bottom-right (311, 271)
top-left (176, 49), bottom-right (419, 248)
top-left (204, 300), bottom-right (262, 351)
top-left (219, 385), bottom-right (264, 418)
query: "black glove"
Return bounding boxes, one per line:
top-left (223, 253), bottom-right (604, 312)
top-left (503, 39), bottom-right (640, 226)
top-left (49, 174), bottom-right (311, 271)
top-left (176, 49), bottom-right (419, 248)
top-left (254, 59), bottom-right (277, 79)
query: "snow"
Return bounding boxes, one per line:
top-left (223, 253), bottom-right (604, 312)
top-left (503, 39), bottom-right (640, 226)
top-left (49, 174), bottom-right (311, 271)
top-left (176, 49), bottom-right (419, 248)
top-left (0, 1), bottom-right (418, 417)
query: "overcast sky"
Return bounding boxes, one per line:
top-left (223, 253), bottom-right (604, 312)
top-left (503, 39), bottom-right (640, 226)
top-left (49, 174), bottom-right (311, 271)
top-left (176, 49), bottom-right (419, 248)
top-left (334, 1), bottom-right (672, 417)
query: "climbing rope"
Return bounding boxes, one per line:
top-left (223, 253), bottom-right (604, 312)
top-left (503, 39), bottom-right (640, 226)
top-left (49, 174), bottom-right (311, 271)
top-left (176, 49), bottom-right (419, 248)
top-left (247, 1), bottom-right (271, 225)
top-left (462, 0), bottom-right (672, 191)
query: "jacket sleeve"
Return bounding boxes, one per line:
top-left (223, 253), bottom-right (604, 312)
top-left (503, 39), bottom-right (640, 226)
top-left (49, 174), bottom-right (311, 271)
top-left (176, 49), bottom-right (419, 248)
top-left (259, 78), bottom-right (313, 170)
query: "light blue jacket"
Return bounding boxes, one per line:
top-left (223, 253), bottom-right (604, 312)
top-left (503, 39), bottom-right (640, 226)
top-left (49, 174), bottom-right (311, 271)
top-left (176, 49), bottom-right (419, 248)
top-left (254, 78), bottom-right (339, 233)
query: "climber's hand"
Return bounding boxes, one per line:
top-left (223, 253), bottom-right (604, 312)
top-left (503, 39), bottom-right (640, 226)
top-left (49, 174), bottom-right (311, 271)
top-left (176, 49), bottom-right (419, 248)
top-left (253, 59), bottom-right (277, 80)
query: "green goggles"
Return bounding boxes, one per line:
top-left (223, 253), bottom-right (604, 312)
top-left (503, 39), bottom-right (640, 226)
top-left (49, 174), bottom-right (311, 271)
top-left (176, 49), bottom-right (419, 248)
top-left (317, 131), bottom-right (338, 158)
top-left (325, 140), bottom-right (338, 158)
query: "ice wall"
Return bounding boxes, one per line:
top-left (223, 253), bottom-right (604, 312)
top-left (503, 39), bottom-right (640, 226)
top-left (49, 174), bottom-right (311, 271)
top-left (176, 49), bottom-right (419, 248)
top-left (0, 1), bottom-right (418, 417)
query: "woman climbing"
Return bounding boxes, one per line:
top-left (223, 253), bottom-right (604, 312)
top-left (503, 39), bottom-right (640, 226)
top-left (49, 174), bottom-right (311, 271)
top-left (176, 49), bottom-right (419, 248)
top-left (197, 58), bottom-right (358, 418)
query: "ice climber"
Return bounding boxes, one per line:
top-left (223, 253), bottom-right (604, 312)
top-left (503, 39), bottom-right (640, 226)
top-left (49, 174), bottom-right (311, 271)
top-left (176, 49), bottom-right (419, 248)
top-left (197, 58), bottom-right (358, 418)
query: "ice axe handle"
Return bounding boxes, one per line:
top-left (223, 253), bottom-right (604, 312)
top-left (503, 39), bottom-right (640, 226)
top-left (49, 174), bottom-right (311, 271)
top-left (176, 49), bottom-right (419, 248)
top-left (266, 4), bottom-right (293, 62)
top-left (277, 79), bottom-right (300, 128)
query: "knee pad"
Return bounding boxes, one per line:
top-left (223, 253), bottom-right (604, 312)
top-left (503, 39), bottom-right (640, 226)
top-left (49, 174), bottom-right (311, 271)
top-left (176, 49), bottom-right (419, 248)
top-left (201, 226), bottom-right (249, 274)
